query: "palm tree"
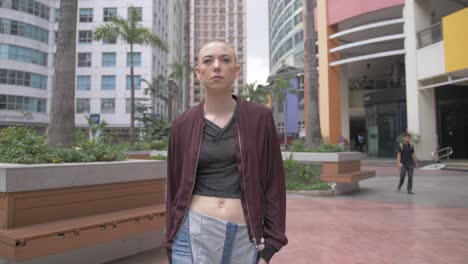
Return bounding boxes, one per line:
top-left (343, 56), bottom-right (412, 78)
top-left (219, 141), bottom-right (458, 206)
top-left (271, 78), bottom-right (297, 146)
top-left (48, 0), bottom-right (77, 147)
top-left (93, 6), bottom-right (168, 146)
top-left (304, 0), bottom-right (322, 148)
top-left (239, 82), bottom-right (268, 104)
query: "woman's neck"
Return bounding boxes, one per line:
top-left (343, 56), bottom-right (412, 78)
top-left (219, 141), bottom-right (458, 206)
top-left (204, 91), bottom-right (236, 115)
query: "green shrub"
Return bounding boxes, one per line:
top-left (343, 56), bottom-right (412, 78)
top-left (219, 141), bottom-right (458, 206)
top-left (283, 154), bottom-right (330, 191)
top-left (152, 154), bottom-right (167, 160)
top-left (150, 139), bottom-right (168, 150)
top-left (0, 127), bottom-right (127, 164)
top-left (290, 139), bottom-right (344, 153)
top-left (125, 141), bottom-right (152, 151)
top-left (0, 127), bottom-right (50, 164)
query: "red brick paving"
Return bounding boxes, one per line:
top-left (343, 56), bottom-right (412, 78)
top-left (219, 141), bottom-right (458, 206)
top-left (109, 196), bottom-right (468, 264)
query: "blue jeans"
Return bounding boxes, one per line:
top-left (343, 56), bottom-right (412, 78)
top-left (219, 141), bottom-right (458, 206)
top-left (172, 210), bottom-right (258, 264)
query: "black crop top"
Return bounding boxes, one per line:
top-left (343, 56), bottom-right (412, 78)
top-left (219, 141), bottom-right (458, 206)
top-left (193, 105), bottom-right (241, 199)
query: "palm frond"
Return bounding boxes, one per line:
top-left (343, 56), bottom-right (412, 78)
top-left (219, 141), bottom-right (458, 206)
top-left (136, 28), bottom-right (169, 51)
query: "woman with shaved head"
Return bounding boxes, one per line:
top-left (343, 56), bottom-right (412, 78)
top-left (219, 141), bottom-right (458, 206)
top-left (162, 40), bottom-right (288, 264)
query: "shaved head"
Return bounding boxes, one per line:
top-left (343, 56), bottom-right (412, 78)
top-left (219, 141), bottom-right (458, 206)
top-left (198, 40), bottom-right (238, 64)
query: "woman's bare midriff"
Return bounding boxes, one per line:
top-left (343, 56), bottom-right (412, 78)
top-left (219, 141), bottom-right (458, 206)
top-left (189, 194), bottom-right (246, 224)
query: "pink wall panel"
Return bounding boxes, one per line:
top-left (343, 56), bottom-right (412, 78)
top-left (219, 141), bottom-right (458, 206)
top-left (327, 0), bottom-right (404, 25)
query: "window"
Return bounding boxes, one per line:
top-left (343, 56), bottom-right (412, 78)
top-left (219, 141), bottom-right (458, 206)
top-left (101, 98), bottom-right (115, 113)
top-left (101, 75), bottom-right (116, 90)
top-left (127, 7), bottom-right (142, 21)
top-left (126, 98), bottom-right (143, 113)
top-left (2, 0), bottom-right (50, 20)
top-left (0, 68), bottom-right (47, 89)
top-left (76, 98), bottom-right (90, 113)
top-left (55, 8), bottom-right (60, 22)
top-left (103, 36), bottom-right (116, 44)
top-left (77, 53), bottom-right (92, 67)
top-left (101, 52), bottom-right (116, 67)
top-left (103, 7), bottom-right (117, 22)
top-left (127, 52), bottom-right (141, 67)
top-left (78, 30), bottom-right (92, 44)
top-left (79, 8), bottom-right (93, 22)
top-left (0, 44), bottom-right (47, 66)
top-left (126, 75), bottom-right (142, 90)
top-left (298, 75), bottom-right (304, 91)
top-left (0, 18), bottom-right (49, 43)
top-left (0, 94), bottom-right (45, 112)
top-left (77, 75), bottom-right (91, 90)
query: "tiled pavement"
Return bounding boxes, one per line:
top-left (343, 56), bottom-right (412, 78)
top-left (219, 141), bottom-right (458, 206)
top-left (108, 167), bottom-right (468, 264)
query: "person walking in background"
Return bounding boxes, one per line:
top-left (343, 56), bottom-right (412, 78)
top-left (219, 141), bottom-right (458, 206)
top-left (397, 133), bottom-right (419, 194)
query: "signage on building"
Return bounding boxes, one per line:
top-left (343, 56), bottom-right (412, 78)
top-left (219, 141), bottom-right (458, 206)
top-left (90, 114), bottom-right (100, 124)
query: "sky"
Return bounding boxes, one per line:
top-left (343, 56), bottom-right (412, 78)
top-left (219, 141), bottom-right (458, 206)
top-left (246, 0), bottom-right (270, 85)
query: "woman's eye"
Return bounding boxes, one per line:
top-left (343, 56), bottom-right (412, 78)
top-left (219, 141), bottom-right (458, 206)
top-left (222, 58), bottom-right (231, 63)
top-left (203, 59), bottom-right (212, 64)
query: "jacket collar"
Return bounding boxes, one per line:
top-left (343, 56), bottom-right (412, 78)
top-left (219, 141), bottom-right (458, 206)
top-left (195, 94), bottom-right (242, 120)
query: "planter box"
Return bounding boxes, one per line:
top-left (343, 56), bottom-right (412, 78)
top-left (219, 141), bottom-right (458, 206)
top-left (0, 160), bottom-right (167, 263)
top-left (283, 152), bottom-right (375, 195)
top-left (127, 150), bottom-right (153, 159)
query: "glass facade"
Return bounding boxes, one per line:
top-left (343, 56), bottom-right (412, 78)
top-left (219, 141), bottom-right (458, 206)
top-left (76, 98), bottom-right (90, 113)
top-left (0, 18), bottom-right (49, 43)
top-left (101, 75), bottom-right (116, 90)
top-left (0, 68), bottom-right (47, 89)
top-left (0, 44), bottom-right (48, 66)
top-left (269, 0), bottom-right (304, 69)
top-left (77, 75), bottom-right (91, 90)
top-left (0, 0), bottom-right (50, 21)
top-left (102, 52), bottom-right (116, 67)
top-left (0, 94), bottom-right (46, 112)
top-left (126, 75), bottom-right (141, 90)
top-left (127, 52), bottom-right (141, 67)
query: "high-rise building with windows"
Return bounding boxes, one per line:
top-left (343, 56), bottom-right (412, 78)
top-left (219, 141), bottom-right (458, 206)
top-left (269, 0), bottom-right (304, 72)
top-left (0, 0), bottom-right (186, 140)
top-left (189, 0), bottom-right (246, 106)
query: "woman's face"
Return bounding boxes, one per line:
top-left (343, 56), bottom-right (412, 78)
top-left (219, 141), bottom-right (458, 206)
top-left (195, 41), bottom-right (240, 93)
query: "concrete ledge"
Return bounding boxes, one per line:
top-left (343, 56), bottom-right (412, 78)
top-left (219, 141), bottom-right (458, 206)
top-left (0, 160), bottom-right (167, 193)
top-left (287, 189), bottom-right (335, 197)
top-left (333, 182), bottom-right (360, 195)
top-left (282, 152), bottom-right (364, 162)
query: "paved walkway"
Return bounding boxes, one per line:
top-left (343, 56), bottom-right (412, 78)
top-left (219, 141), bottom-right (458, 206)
top-left (108, 167), bottom-right (468, 264)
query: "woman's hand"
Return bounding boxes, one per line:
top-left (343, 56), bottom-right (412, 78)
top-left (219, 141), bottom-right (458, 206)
top-left (257, 243), bottom-right (268, 264)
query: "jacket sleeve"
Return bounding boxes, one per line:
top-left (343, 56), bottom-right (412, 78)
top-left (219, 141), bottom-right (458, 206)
top-left (162, 125), bottom-right (177, 256)
top-left (263, 111), bottom-right (288, 251)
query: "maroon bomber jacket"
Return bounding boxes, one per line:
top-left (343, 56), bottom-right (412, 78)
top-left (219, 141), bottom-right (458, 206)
top-left (161, 95), bottom-right (288, 255)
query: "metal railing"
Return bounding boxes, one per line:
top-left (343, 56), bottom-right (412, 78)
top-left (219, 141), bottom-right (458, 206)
top-left (417, 22), bottom-right (443, 49)
top-left (431, 146), bottom-right (453, 163)
top-left (349, 76), bottom-right (406, 90)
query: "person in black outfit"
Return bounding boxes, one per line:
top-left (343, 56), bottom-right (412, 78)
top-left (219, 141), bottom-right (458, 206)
top-left (397, 133), bottom-right (419, 194)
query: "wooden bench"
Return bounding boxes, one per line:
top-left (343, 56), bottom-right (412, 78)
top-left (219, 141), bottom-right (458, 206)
top-left (0, 205), bottom-right (165, 261)
top-left (321, 160), bottom-right (375, 183)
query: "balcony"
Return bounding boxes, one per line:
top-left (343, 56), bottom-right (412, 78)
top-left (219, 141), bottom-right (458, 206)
top-left (417, 22), bottom-right (443, 49)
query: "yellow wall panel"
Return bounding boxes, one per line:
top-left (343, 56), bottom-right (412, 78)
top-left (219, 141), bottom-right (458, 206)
top-left (443, 8), bottom-right (468, 73)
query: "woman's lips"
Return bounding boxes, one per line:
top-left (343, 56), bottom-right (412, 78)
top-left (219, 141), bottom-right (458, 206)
top-left (210, 76), bottom-right (224, 80)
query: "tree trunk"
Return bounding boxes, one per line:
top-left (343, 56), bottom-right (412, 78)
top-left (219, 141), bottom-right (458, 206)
top-left (130, 43), bottom-right (135, 145)
top-left (183, 0), bottom-right (191, 110)
top-left (304, 0), bottom-right (322, 148)
top-left (284, 92), bottom-right (288, 146)
top-left (48, 0), bottom-right (77, 147)
top-left (168, 81), bottom-right (173, 121)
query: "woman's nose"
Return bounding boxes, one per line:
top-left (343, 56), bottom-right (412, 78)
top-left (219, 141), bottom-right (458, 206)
top-left (213, 59), bottom-right (220, 70)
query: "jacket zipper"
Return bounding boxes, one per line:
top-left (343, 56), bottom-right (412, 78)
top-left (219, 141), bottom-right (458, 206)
top-left (176, 123), bottom-right (204, 238)
top-left (237, 125), bottom-right (258, 249)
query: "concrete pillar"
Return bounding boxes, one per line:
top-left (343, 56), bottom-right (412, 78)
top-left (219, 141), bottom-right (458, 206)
top-left (404, 0), bottom-right (438, 160)
top-left (340, 64), bottom-right (350, 142)
top-left (317, 0), bottom-right (342, 144)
